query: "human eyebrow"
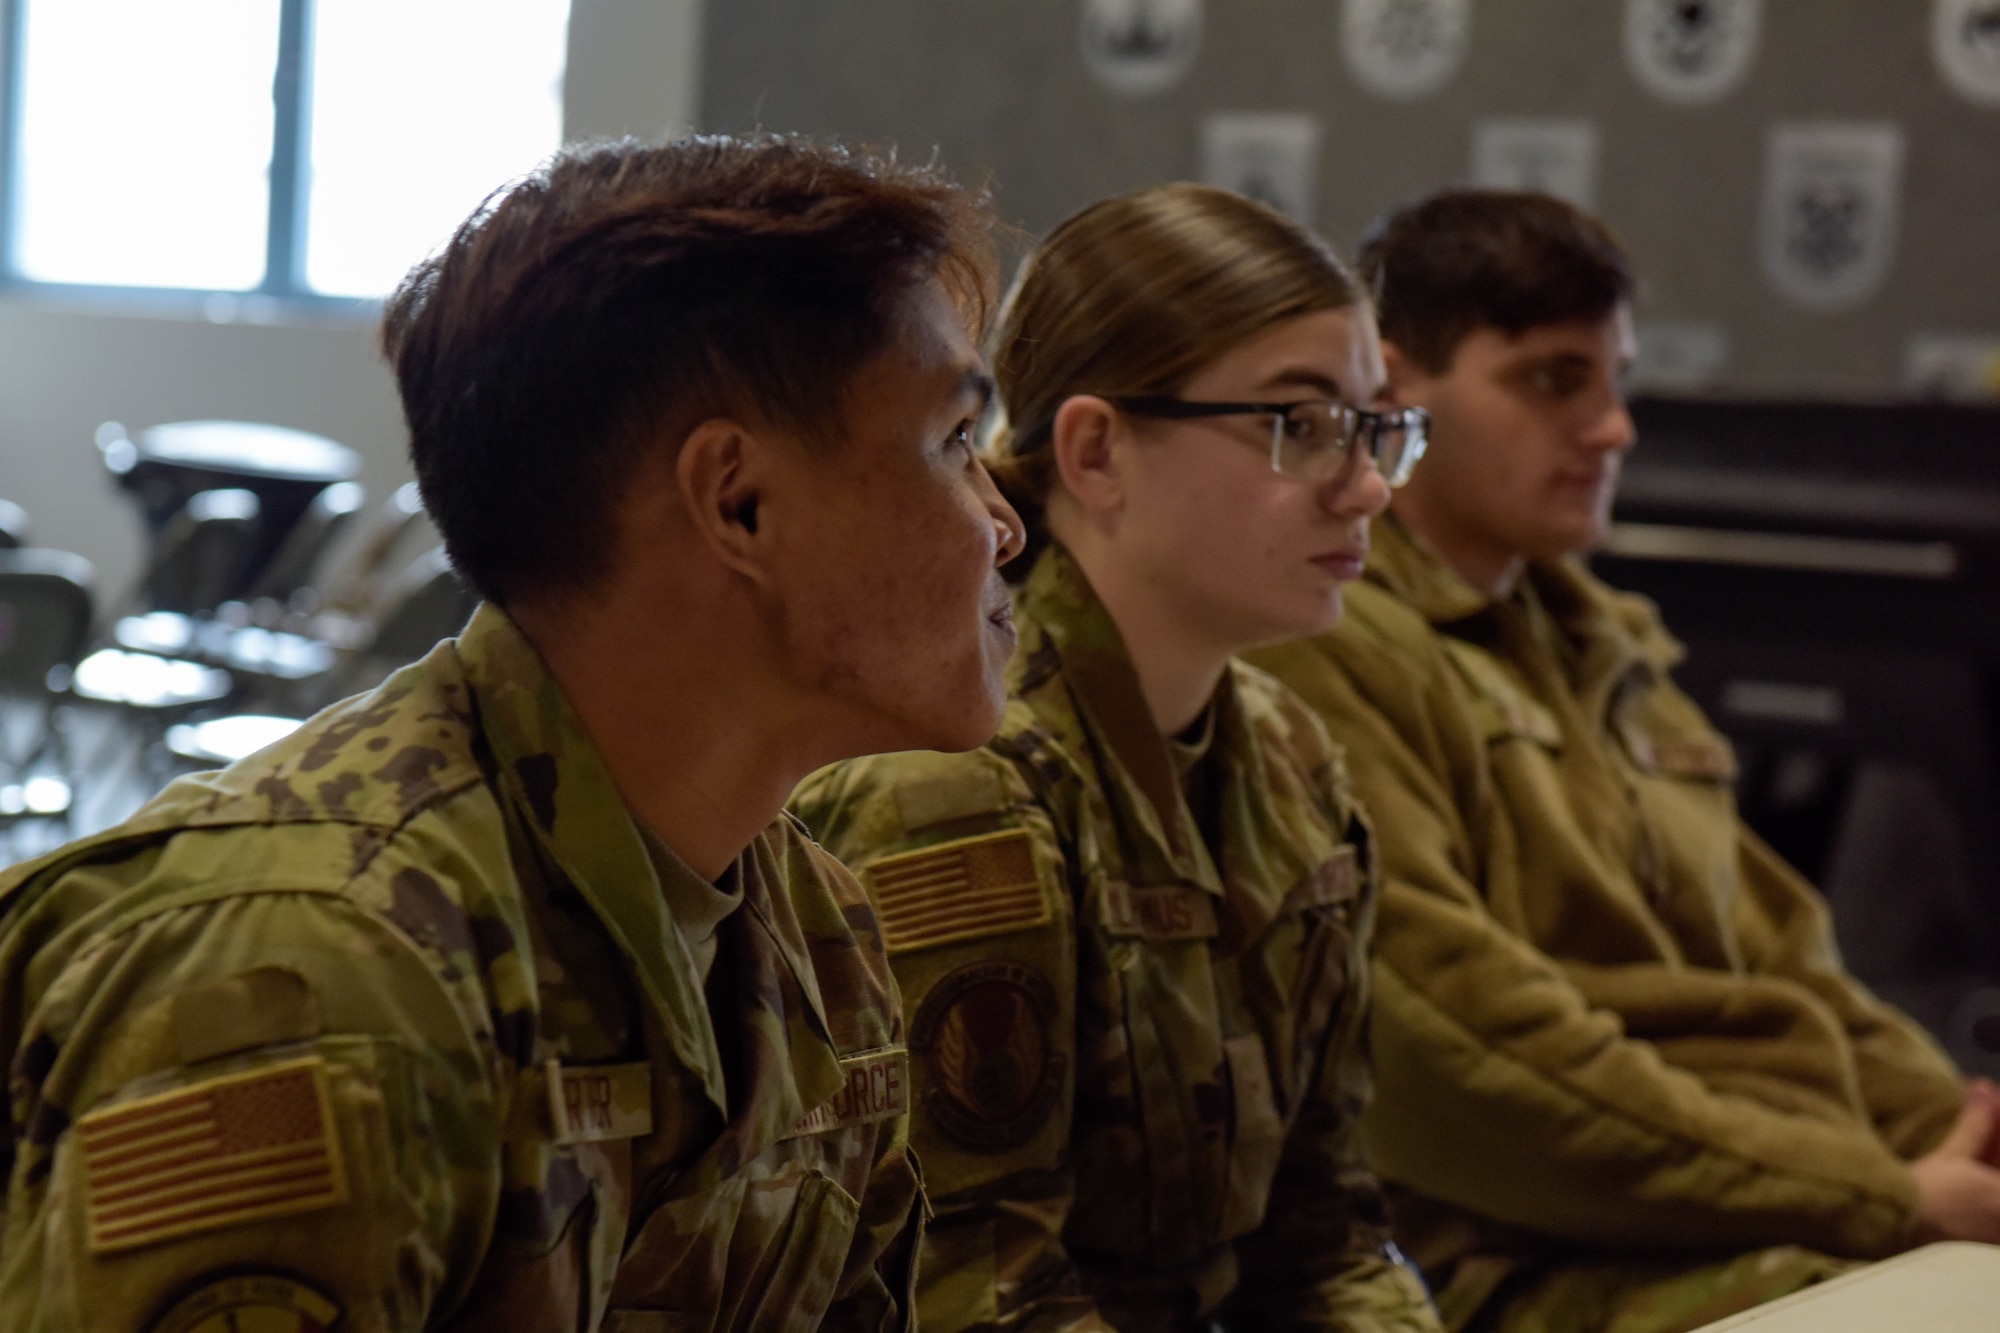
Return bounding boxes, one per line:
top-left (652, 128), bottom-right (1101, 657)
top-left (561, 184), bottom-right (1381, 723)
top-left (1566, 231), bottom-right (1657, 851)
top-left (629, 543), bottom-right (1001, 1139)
top-left (1256, 369), bottom-right (1345, 398)
top-left (958, 367), bottom-right (996, 416)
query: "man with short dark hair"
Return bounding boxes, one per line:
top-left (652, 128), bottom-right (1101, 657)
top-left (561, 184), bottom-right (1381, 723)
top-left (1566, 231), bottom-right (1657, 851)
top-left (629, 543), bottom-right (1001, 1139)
top-left (1250, 189), bottom-right (1999, 1333)
top-left (0, 135), bottom-right (1024, 1332)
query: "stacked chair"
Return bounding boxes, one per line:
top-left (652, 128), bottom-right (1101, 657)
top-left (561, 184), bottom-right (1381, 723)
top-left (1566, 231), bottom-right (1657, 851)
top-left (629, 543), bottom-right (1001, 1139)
top-left (0, 425), bottom-right (481, 862)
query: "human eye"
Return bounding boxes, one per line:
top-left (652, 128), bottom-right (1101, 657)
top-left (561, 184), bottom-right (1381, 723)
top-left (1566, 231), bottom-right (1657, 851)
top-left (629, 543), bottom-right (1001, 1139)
top-left (942, 420), bottom-right (977, 459)
top-left (1280, 404), bottom-right (1331, 447)
top-left (1525, 362), bottom-right (1590, 399)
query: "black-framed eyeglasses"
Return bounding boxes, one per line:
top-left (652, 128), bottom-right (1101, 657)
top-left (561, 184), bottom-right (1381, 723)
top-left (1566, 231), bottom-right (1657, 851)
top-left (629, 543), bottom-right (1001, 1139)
top-left (1110, 395), bottom-right (1430, 488)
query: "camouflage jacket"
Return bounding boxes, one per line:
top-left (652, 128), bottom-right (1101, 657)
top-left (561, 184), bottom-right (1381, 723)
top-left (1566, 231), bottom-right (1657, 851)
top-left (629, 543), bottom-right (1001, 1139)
top-left (1247, 515), bottom-right (1964, 1322)
top-left (792, 545), bottom-right (1438, 1333)
top-left (0, 604), bottom-right (921, 1333)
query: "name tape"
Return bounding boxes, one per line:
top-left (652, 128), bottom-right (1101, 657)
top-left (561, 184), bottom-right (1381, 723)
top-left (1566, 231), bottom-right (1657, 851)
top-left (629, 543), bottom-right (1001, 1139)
top-left (547, 1060), bottom-right (654, 1145)
top-left (784, 1046), bottom-right (909, 1140)
top-left (1102, 882), bottom-right (1219, 941)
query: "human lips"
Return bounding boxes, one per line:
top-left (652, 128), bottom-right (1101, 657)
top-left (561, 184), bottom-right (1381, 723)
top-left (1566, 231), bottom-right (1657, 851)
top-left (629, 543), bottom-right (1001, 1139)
top-left (985, 594), bottom-right (1017, 643)
top-left (1310, 545), bottom-right (1368, 580)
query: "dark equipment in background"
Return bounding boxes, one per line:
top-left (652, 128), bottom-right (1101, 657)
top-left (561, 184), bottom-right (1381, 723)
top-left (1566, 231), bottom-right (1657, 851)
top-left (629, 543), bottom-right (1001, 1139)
top-left (1598, 397), bottom-right (2000, 1073)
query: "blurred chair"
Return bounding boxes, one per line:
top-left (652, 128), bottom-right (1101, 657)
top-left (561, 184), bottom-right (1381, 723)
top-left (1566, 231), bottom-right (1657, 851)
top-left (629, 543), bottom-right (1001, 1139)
top-left (138, 488), bottom-right (263, 616)
top-left (245, 479), bottom-right (366, 607)
top-left (304, 546), bottom-right (477, 709)
top-left (0, 499), bottom-right (28, 549)
top-left (319, 481), bottom-right (428, 616)
top-left (0, 549), bottom-right (96, 839)
top-left (98, 419), bottom-right (359, 604)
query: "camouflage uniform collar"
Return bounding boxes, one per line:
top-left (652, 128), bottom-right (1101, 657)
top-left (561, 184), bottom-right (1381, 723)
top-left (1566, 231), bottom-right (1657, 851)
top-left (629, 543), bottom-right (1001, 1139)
top-left (1370, 513), bottom-right (1683, 699)
top-left (455, 603), bottom-right (731, 1112)
top-left (1016, 543), bottom-right (1225, 884)
top-left (1365, 511), bottom-right (1498, 625)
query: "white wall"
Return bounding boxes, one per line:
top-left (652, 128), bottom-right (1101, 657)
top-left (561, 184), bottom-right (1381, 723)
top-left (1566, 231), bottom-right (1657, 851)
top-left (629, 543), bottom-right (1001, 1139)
top-left (0, 0), bottom-right (704, 599)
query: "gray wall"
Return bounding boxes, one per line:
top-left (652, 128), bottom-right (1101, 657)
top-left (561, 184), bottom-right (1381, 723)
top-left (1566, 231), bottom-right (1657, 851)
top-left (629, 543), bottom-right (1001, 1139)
top-left (703, 0), bottom-right (2000, 399)
top-left (0, 0), bottom-right (703, 597)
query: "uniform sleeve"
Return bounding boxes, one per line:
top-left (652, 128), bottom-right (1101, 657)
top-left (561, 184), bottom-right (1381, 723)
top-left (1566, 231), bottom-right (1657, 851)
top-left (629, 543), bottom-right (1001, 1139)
top-left (1, 886), bottom-right (499, 1333)
top-left (1248, 621), bottom-right (1925, 1262)
top-left (793, 751), bottom-right (1115, 1333)
top-left (1728, 827), bottom-right (1964, 1159)
top-left (1237, 803), bottom-right (1441, 1333)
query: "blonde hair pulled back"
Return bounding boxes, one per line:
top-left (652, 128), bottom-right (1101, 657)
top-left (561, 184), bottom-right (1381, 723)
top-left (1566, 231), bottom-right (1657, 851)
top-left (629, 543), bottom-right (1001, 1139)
top-left (985, 182), bottom-right (1360, 576)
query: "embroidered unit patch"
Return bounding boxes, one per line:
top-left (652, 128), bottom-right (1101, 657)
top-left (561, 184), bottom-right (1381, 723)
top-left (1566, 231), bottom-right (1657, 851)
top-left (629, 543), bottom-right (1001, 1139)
top-left (866, 829), bottom-right (1050, 954)
top-left (146, 1272), bottom-right (342, 1333)
top-left (912, 960), bottom-right (1065, 1151)
top-left (81, 1057), bottom-right (347, 1255)
top-left (784, 1046), bottom-right (910, 1139)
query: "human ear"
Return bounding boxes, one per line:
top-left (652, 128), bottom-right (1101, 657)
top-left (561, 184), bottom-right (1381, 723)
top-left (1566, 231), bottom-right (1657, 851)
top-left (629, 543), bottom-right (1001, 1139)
top-left (676, 417), bottom-right (772, 586)
top-left (1048, 395), bottom-right (1126, 518)
top-left (1380, 341), bottom-right (1436, 412)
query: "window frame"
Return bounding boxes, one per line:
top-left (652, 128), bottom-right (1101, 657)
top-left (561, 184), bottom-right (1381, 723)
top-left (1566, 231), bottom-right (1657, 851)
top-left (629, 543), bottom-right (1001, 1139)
top-left (0, 0), bottom-right (377, 316)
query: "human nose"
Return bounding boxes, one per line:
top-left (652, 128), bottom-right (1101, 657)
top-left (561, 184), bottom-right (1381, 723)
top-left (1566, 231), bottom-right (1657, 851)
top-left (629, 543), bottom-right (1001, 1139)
top-left (1583, 389), bottom-right (1637, 456)
top-left (974, 461), bottom-right (1028, 566)
top-left (1323, 447), bottom-right (1391, 519)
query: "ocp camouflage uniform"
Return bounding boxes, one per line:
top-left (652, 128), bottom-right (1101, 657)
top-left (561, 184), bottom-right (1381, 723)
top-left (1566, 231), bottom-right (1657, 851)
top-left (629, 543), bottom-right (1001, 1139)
top-left (1246, 515), bottom-right (1966, 1333)
top-left (791, 545), bottom-right (1440, 1333)
top-left (0, 604), bottom-right (922, 1333)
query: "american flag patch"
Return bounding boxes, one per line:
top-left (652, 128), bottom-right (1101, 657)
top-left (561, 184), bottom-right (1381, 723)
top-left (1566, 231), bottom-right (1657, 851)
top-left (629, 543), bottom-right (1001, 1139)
top-left (866, 828), bottom-right (1050, 954)
top-left (79, 1056), bottom-right (348, 1254)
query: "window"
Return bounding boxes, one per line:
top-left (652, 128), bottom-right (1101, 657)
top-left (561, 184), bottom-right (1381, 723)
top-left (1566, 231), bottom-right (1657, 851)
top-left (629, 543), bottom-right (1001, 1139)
top-left (2, 0), bottom-right (571, 304)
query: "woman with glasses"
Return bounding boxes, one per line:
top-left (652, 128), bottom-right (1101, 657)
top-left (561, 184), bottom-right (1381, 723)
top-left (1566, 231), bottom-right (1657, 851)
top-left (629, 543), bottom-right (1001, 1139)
top-left (791, 183), bottom-right (1439, 1333)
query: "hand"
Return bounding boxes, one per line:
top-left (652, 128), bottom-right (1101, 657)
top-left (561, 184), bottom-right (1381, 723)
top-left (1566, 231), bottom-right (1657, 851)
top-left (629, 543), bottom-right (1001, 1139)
top-left (1970, 1079), bottom-right (2000, 1169)
top-left (1910, 1085), bottom-right (2000, 1244)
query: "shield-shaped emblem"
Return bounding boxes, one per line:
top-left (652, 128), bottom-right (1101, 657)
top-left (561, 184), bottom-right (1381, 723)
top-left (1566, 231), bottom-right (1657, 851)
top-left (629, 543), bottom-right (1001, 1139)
top-left (1624, 0), bottom-right (1761, 104)
top-left (1470, 118), bottom-right (1600, 210)
top-left (1340, 0), bottom-right (1471, 102)
top-left (1200, 113), bottom-right (1322, 225)
top-left (1080, 0), bottom-right (1202, 98)
top-left (1760, 123), bottom-right (1903, 310)
top-left (1935, 0), bottom-right (2000, 106)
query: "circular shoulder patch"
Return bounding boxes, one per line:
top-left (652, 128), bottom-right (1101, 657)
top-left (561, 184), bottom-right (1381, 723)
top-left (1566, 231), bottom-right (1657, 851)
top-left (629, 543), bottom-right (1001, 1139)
top-left (911, 960), bottom-right (1066, 1151)
top-left (148, 1273), bottom-right (342, 1333)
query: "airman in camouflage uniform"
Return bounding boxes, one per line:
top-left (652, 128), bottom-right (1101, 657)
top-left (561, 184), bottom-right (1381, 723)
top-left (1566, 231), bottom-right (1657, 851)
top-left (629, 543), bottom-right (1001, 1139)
top-left (1246, 189), bottom-right (1981, 1333)
top-left (1249, 516), bottom-right (1965, 1331)
top-left (0, 134), bottom-right (1022, 1332)
top-left (793, 545), bottom-right (1439, 1333)
top-left (0, 605), bottom-right (921, 1332)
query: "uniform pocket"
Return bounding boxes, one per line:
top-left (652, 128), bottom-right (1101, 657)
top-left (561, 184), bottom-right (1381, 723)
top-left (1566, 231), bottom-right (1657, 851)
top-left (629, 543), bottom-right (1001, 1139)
top-left (605, 1161), bottom-right (861, 1333)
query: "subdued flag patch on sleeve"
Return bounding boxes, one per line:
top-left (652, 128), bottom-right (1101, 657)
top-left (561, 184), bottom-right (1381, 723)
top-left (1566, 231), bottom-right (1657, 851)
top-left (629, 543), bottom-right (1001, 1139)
top-left (80, 1056), bottom-right (349, 1254)
top-left (866, 828), bottom-right (1050, 954)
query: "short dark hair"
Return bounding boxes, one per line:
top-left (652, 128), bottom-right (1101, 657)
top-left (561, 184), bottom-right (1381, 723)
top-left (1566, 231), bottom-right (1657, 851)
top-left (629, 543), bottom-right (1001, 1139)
top-left (382, 134), bottom-right (997, 605)
top-left (1357, 189), bottom-right (1636, 373)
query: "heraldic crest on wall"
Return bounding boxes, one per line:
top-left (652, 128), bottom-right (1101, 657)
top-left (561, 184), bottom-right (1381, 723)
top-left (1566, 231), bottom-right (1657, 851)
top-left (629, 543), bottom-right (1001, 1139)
top-left (1080, 0), bottom-right (1203, 97)
top-left (1340, 0), bottom-right (1471, 101)
top-left (1935, 0), bottom-right (2000, 105)
top-left (1624, 0), bottom-right (1762, 104)
top-left (1760, 122), bottom-right (1905, 310)
top-left (913, 959), bottom-right (1067, 1151)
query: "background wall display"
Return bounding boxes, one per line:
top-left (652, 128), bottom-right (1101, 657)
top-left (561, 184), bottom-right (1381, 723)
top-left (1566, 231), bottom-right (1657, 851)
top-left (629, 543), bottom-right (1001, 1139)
top-left (1624, 0), bottom-right (1762, 105)
top-left (1631, 319), bottom-right (1732, 392)
top-left (1933, 0), bottom-right (2000, 106)
top-left (1907, 333), bottom-right (2000, 401)
top-left (1081, 0), bottom-right (1203, 98)
top-left (1339, 0), bottom-right (1471, 102)
top-left (1469, 117), bottom-right (1599, 209)
top-left (703, 0), bottom-right (2000, 398)
top-left (1200, 112), bottom-right (1322, 224)
top-left (1760, 122), bottom-right (1904, 310)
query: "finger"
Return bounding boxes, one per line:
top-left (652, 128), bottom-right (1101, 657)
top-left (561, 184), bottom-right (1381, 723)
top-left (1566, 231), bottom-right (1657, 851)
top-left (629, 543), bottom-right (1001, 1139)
top-left (1937, 1093), bottom-right (1996, 1159)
